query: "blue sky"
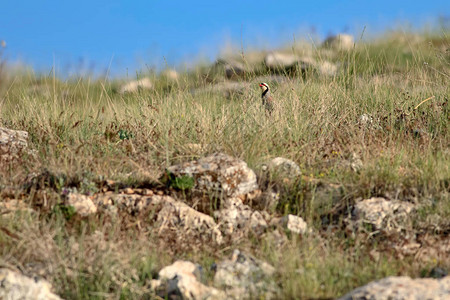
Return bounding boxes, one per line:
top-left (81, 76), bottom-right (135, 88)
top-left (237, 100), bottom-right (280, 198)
top-left (1, 1), bottom-right (448, 77)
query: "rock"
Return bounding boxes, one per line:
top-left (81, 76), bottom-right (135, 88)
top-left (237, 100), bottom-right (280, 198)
top-left (352, 197), bottom-right (415, 231)
top-left (119, 77), bottom-right (152, 94)
top-left (66, 193), bottom-right (97, 217)
top-left (0, 268), bottom-right (62, 300)
top-left (258, 190), bottom-right (280, 211)
top-left (214, 249), bottom-right (278, 299)
top-left (0, 127), bottom-right (28, 156)
top-left (94, 193), bottom-right (223, 244)
top-left (167, 153), bottom-right (258, 198)
top-left (156, 196), bottom-right (223, 244)
top-left (215, 59), bottom-right (247, 79)
top-left (265, 157), bottom-right (302, 179)
top-left (152, 260), bottom-right (225, 300)
top-left (338, 276), bottom-right (450, 300)
top-left (215, 197), bottom-right (268, 236)
top-left (279, 214), bottom-right (308, 234)
top-left (318, 60), bottom-right (338, 76)
top-left (161, 69), bottom-right (179, 81)
top-left (322, 34), bottom-right (354, 51)
top-left (264, 52), bottom-right (315, 74)
top-left (0, 199), bottom-right (34, 217)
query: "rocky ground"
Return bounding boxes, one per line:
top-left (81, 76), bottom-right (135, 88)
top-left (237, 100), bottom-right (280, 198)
top-left (0, 32), bottom-right (449, 299)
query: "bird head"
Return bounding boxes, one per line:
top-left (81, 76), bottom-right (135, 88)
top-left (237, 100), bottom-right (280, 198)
top-left (259, 82), bottom-right (269, 92)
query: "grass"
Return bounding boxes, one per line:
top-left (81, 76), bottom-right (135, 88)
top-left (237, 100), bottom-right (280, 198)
top-left (0, 29), bottom-right (449, 299)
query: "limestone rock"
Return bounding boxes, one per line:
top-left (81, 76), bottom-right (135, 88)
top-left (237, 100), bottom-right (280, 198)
top-left (338, 276), bottom-right (450, 300)
top-left (353, 197), bottom-right (415, 231)
top-left (161, 69), bottom-right (179, 81)
top-left (280, 214), bottom-right (308, 234)
top-left (215, 59), bottom-right (247, 79)
top-left (265, 157), bottom-right (302, 179)
top-left (119, 78), bottom-right (152, 94)
top-left (167, 153), bottom-right (258, 197)
top-left (318, 60), bottom-right (338, 76)
top-left (323, 34), bottom-right (354, 51)
top-left (0, 268), bottom-right (62, 300)
top-left (215, 197), bottom-right (267, 236)
top-left (152, 260), bottom-right (225, 300)
top-left (214, 249), bottom-right (278, 299)
top-left (0, 199), bottom-right (34, 217)
top-left (156, 196), bottom-right (223, 244)
top-left (264, 52), bottom-right (315, 74)
top-left (0, 127), bottom-right (28, 156)
top-left (66, 193), bottom-right (97, 217)
top-left (94, 193), bottom-right (223, 244)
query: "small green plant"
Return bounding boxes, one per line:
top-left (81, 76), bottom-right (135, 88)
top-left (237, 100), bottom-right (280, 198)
top-left (169, 174), bottom-right (195, 191)
top-left (118, 129), bottom-right (134, 140)
top-left (53, 203), bottom-right (76, 221)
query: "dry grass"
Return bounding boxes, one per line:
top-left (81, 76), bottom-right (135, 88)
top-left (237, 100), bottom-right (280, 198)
top-left (0, 30), bottom-right (449, 299)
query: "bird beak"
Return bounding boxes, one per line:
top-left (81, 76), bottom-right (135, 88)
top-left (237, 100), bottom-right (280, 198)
top-left (259, 84), bottom-right (263, 87)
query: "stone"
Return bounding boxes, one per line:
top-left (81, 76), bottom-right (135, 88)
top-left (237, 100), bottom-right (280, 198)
top-left (215, 59), bottom-right (247, 79)
top-left (167, 153), bottom-right (258, 198)
top-left (264, 52), bottom-right (315, 74)
top-left (0, 268), bottom-right (62, 300)
top-left (0, 127), bottom-right (28, 156)
top-left (338, 276), bottom-right (450, 300)
top-left (215, 197), bottom-right (268, 236)
top-left (265, 157), bottom-right (302, 179)
top-left (156, 196), bottom-right (224, 244)
top-left (119, 77), bottom-right (152, 94)
top-left (318, 60), bottom-right (338, 76)
top-left (94, 193), bottom-right (223, 243)
top-left (214, 249), bottom-right (278, 299)
top-left (161, 69), bottom-right (179, 81)
top-left (0, 199), bottom-right (34, 217)
top-left (322, 34), bottom-right (354, 51)
top-left (152, 260), bottom-right (225, 300)
top-left (280, 214), bottom-right (308, 234)
top-left (352, 197), bottom-right (415, 231)
top-left (65, 193), bottom-right (97, 217)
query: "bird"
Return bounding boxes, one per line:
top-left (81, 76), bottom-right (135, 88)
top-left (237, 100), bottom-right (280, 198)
top-left (259, 82), bottom-right (274, 114)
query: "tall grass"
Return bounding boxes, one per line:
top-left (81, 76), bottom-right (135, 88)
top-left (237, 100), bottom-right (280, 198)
top-left (0, 30), bottom-right (449, 298)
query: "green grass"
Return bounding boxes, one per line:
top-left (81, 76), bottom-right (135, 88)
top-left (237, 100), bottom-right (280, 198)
top-left (0, 29), bottom-right (449, 299)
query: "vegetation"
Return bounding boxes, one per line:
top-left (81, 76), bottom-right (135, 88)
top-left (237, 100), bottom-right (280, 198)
top-left (0, 29), bottom-right (449, 299)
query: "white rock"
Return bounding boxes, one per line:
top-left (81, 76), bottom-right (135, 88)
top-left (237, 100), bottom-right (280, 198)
top-left (0, 268), bottom-right (62, 300)
top-left (338, 276), bottom-right (450, 300)
top-left (161, 69), bottom-right (179, 81)
top-left (167, 153), bottom-right (258, 197)
top-left (214, 249), bottom-right (278, 299)
top-left (157, 196), bottom-right (223, 244)
top-left (215, 198), bottom-right (267, 236)
top-left (0, 127), bottom-right (28, 155)
top-left (318, 60), bottom-right (338, 76)
top-left (119, 77), bottom-right (152, 94)
top-left (323, 34), bottom-right (354, 51)
top-left (266, 157), bottom-right (302, 179)
top-left (280, 215), bottom-right (308, 234)
top-left (353, 197), bottom-right (415, 231)
top-left (66, 193), bottom-right (97, 216)
top-left (153, 260), bottom-right (226, 300)
top-left (94, 193), bottom-right (223, 244)
top-left (265, 52), bottom-right (302, 68)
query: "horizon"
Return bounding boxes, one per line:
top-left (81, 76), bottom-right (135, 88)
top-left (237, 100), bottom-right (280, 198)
top-left (1, 0), bottom-right (449, 78)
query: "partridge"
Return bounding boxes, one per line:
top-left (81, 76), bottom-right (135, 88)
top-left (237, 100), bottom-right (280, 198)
top-left (259, 82), bottom-right (274, 114)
